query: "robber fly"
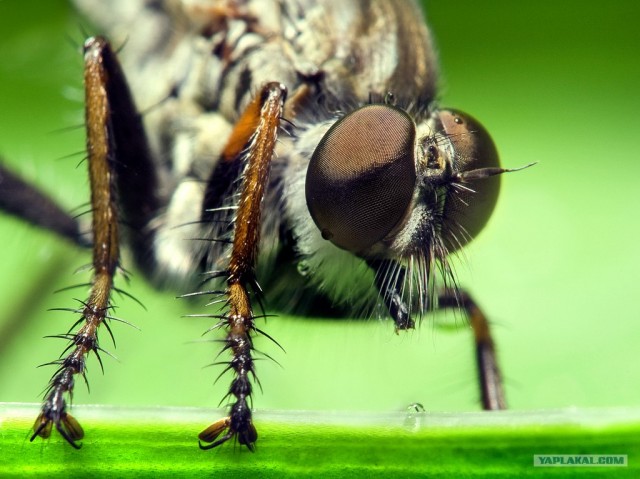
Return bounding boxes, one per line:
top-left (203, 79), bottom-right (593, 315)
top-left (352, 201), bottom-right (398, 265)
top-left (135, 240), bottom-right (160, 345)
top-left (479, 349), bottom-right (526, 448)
top-left (0, 0), bottom-right (529, 451)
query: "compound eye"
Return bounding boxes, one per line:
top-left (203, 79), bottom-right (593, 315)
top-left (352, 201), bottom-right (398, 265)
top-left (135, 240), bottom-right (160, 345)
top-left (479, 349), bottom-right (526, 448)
top-left (438, 109), bottom-right (501, 250)
top-left (306, 105), bottom-right (417, 254)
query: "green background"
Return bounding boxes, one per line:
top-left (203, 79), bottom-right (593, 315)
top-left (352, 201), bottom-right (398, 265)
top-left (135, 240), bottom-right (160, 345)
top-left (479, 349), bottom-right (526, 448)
top-left (0, 0), bottom-right (639, 476)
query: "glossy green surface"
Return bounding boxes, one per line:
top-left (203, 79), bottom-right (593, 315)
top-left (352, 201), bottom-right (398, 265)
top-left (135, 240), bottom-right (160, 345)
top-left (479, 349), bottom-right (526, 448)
top-left (2, 404), bottom-right (640, 478)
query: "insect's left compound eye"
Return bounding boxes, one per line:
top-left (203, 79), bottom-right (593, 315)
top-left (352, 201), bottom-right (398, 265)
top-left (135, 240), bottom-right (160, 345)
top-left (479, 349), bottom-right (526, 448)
top-left (306, 105), bottom-right (417, 254)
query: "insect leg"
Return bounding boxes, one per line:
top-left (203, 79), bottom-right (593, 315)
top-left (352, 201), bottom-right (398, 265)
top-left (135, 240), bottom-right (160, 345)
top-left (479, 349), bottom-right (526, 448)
top-left (0, 163), bottom-right (88, 246)
top-left (370, 260), bottom-right (505, 409)
top-left (368, 259), bottom-right (415, 330)
top-left (30, 36), bottom-right (157, 448)
top-left (438, 289), bottom-right (507, 410)
top-left (199, 82), bottom-right (286, 451)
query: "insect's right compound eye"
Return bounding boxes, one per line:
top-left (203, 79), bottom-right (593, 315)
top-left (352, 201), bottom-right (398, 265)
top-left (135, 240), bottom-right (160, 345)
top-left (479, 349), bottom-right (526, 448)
top-left (437, 109), bottom-right (502, 251)
top-left (305, 105), bottom-right (417, 254)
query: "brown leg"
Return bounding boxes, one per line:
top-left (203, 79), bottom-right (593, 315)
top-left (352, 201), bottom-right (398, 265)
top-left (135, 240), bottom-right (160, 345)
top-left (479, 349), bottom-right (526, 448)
top-left (198, 82), bottom-right (286, 451)
top-left (30, 36), bottom-right (155, 448)
top-left (438, 289), bottom-right (507, 410)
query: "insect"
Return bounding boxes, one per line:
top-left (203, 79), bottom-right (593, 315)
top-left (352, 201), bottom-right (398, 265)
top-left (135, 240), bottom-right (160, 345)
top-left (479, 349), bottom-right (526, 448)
top-left (0, 0), bottom-right (530, 451)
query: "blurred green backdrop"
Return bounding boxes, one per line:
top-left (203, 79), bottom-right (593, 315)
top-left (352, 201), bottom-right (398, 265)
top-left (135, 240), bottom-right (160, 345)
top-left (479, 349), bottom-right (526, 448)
top-left (0, 0), bottom-right (638, 419)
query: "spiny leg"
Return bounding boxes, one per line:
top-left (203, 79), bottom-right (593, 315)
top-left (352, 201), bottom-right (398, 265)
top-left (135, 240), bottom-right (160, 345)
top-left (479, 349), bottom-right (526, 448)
top-left (198, 82), bottom-right (286, 451)
top-left (438, 289), bottom-right (506, 410)
top-left (30, 36), bottom-right (157, 448)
